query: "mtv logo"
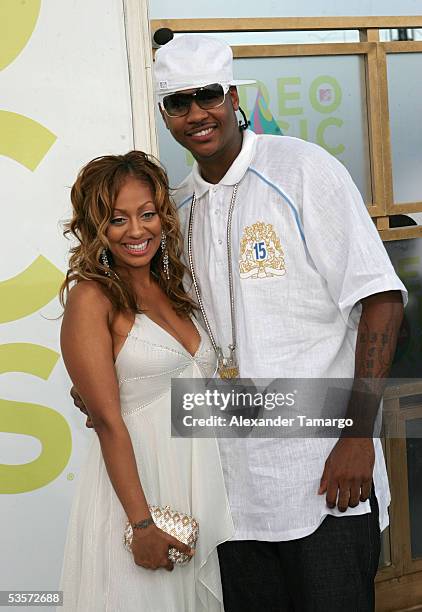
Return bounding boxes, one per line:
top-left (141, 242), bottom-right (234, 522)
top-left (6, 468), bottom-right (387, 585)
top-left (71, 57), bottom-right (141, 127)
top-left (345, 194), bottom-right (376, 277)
top-left (319, 88), bottom-right (332, 103)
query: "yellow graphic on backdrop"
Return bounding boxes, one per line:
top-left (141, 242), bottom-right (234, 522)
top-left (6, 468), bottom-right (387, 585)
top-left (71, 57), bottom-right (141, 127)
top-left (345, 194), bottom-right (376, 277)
top-left (0, 343), bottom-right (59, 378)
top-left (0, 399), bottom-right (71, 494)
top-left (0, 342), bottom-right (71, 494)
top-left (0, 0), bottom-right (41, 71)
top-left (0, 255), bottom-right (64, 323)
top-left (0, 111), bottom-right (56, 171)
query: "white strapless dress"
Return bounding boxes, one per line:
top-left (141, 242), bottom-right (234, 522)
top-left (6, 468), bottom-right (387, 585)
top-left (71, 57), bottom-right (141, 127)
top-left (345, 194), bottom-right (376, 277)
top-left (60, 315), bottom-right (234, 612)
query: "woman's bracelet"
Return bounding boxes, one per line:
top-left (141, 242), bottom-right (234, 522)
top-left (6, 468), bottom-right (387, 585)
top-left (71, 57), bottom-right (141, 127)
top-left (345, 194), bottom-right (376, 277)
top-left (132, 517), bottom-right (154, 530)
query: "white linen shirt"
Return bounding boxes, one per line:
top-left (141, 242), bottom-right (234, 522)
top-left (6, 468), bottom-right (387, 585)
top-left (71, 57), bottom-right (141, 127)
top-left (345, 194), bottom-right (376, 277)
top-left (174, 130), bottom-right (407, 541)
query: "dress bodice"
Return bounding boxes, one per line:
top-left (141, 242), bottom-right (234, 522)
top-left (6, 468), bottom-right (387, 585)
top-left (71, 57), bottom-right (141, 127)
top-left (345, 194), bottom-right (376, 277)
top-left (115, 314), bottom-right (216, 417)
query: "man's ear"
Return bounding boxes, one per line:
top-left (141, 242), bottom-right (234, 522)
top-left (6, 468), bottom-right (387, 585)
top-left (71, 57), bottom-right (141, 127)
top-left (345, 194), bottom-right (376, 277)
top-left (158, 103), bottom-right (170, 130)
top-left (229, 86), bottom-right (240, 112)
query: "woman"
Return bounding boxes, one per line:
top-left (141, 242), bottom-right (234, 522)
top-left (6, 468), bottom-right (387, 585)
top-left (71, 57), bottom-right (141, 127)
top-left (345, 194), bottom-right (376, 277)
top-left (59, 151), bottom-right (233, 611)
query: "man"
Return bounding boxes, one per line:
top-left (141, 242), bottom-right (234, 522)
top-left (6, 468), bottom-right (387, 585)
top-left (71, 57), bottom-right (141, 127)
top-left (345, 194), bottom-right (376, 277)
top-left (153, 35), bottom-right (405, 612)
top-left (74, 35), bottom-right (405, 610)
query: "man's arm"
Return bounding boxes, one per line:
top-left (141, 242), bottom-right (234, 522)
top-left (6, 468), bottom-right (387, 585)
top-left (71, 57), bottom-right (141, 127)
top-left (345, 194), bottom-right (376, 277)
top-left (319, 290), bottom-right (404, 511)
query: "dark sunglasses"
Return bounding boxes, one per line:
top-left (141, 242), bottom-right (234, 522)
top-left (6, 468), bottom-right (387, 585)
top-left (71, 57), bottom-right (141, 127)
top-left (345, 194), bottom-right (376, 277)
top-left (162, 83), bottom-right (229, 117)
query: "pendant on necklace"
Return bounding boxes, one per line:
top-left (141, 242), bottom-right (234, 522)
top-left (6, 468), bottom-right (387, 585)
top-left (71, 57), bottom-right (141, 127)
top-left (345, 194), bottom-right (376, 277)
top-left (217, 348), bottom-right (239, 379)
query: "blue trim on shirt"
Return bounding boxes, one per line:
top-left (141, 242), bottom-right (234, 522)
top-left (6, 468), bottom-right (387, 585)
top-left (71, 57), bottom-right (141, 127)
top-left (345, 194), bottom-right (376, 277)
top-left (248, 167), bottom-right (305, 242)
top-left (176, 195), bottom-right (192, 210)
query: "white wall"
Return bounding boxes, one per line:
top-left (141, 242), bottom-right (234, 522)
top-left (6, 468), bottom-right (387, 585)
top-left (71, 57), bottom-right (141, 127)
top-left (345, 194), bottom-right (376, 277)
top-left (0, 0), bottom-right (134, 608)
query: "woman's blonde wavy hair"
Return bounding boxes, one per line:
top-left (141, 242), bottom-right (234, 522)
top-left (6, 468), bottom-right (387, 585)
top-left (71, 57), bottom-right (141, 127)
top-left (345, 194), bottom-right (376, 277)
top-left (60, 150), bottom-right (196, 316)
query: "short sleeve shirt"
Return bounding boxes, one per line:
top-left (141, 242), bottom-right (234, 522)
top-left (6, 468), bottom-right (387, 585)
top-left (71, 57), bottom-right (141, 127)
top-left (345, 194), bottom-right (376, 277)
top-left (174, 130), bottom-right (407, 541)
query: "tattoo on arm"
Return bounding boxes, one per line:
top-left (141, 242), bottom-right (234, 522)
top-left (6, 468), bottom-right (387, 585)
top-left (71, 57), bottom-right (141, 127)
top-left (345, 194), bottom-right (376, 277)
top-left (345, 294), bottom-right (403, 436)
top-left (356, 315), bottom-right (399, 379)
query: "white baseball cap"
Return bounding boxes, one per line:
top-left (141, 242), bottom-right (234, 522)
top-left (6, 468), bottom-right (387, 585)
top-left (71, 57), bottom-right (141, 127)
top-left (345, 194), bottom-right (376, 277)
top-left (154, 34), bottom-right (255, 98)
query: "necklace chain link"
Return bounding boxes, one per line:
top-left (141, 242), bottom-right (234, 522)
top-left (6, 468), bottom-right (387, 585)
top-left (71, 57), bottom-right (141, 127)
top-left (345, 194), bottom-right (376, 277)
top-left (187, 184), bottom-right (239, 378)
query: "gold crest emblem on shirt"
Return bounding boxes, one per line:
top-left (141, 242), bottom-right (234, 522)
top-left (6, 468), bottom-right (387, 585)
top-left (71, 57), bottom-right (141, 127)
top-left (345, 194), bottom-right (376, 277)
top-left (239, 222), bottom-right (286, 279)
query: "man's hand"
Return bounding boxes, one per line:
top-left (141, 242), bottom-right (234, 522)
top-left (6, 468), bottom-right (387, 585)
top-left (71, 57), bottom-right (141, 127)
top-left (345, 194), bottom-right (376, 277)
top-left (318, 438), bottom-right (374, 512)
top-left (70, 386), bottom-right (93, 428)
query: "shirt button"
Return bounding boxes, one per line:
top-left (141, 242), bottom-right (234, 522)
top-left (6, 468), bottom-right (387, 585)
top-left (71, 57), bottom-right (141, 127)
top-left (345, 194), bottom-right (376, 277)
top-left (215, 209), bottom-right (220, 215)
top-left (218, 239), bottom-right (223, 245)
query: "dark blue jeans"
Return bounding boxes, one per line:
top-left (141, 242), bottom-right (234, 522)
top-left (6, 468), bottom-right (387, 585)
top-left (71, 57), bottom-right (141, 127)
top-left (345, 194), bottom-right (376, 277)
top-left (217, 491), bottom-right (380, 612)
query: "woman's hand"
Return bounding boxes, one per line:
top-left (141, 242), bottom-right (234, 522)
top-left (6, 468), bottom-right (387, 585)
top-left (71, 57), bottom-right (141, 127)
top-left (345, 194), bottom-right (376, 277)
top-left (131, 524), bottom-right (194, 571)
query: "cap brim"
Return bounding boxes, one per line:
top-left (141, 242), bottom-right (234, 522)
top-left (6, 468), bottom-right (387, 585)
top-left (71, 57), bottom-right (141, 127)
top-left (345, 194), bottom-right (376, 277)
top-left (156, 79), bottom-right (256, 98)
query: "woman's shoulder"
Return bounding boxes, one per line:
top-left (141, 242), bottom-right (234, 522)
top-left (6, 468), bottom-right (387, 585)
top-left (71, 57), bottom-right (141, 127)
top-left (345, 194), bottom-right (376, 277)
top-left (65, 280), bottom-right (112, 320)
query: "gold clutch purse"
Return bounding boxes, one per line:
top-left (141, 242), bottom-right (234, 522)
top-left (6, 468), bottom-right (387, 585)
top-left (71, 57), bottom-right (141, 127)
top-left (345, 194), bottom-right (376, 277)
top-left (124, 505), bottom-right (199, 565)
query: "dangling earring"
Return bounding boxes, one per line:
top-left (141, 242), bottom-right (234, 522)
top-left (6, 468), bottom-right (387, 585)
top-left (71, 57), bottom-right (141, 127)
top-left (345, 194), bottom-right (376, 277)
top-left (100, 248), bottom-right (111, 277)
top-left (161, 230), bottom-right (170, 280)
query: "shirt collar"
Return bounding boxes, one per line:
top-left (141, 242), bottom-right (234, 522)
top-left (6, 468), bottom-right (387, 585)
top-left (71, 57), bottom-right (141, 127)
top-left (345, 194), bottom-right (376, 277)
top-left (191, 129), bottom-right (257, 198)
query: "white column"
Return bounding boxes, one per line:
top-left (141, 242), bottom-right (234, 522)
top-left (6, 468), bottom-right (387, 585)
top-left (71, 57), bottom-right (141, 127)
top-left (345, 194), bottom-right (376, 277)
top-left (122, 0), bottom-right (158, 155)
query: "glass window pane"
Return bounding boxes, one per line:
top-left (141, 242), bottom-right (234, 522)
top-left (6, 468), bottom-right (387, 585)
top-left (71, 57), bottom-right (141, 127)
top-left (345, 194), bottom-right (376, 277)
top-left (150, 0), bottom-right (422, 19)
top-left (170, 30), bottom-right (360, 45)
top-left (387, 53), bottom-right (422, 204)
top-left (380, 29), bottom-right (422, 42)
top-left (406, 419), bottom-right (422, 559)
top-left (384, 237), bottom-right (422, 379)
